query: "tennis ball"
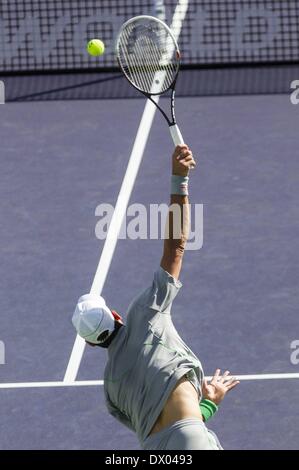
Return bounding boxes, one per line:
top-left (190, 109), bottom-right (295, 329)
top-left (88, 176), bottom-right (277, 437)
top-left (87, 39), bottom-right (105, 57)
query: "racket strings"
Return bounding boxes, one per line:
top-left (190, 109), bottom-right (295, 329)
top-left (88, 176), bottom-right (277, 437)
top-left (119, 28), bottom-right (163, 89)
top-left (134, 35), bottom-right (168, 91)
top-left (121, 34), bottom-right (176, 93)
top-left (124, 32), bottom-right (175, 89)
top-left (123, 32), bottom-right (160, 92)
top-left (117, 20), bottom-right (179, 94)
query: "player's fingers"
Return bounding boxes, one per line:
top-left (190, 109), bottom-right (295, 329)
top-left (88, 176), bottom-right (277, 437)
top-left (181, 154), bottom-right (193, 163)
top-left (223, 376), bottom-right (236, 385)
top-left (176, 144), bottom-right (188, 150)
top-left (177, 150), bottom-right (192, 160)
top-left (181, 161), bottom-right (196, 170)
top-left (175, 144), bottom-right (188, 156)
top-left (202, 378), bottom-right (208, 391)
top-left (226, 380), bottom-right (240, 391)
top-left (190, 159), bottom-right (196, 169)
top-left (219, 370), bottom-right (230, 383)
top-left (183, 157), bottom-right (196, 169)
top-left (211, 368), bottom-right (221, 384)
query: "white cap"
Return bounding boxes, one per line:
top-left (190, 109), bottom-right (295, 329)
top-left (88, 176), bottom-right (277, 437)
top-left (72, 294), bottom-right (115, 344)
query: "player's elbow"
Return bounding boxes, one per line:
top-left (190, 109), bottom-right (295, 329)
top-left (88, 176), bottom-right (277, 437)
top-left (161, 238), bottom-right (186, 278)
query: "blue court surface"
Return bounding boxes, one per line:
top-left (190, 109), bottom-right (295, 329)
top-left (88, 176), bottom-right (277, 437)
top-left (0, 94), bottom-right (298, 449)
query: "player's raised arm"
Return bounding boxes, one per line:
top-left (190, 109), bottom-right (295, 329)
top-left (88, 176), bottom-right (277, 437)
top-left (160, 145), bottom-right (196, 280)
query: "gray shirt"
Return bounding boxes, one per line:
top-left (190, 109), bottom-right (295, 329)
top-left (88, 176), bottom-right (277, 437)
top-left (104, 267), bottom-right (204, 443)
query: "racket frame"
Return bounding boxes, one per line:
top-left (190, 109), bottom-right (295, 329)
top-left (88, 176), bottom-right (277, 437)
top-left (116, 15), bottom-right (185, 147)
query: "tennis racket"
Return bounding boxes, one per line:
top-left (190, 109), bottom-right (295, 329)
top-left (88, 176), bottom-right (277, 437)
top-left (116, 15), bottom-right (191, 158)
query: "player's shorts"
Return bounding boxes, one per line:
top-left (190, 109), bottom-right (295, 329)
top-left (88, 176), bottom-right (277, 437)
top-left (141, 418), bottom-right (223, 450)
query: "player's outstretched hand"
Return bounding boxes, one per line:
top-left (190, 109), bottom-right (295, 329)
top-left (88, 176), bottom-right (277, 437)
top-left (172, 145), bottom-right (196, 177)
top-left (202, 369), bottom-right (240, 406)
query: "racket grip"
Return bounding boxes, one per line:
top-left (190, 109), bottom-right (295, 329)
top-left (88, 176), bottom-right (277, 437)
top-left (169, 124), bottom-right (185, 146)
top-left (169, 124), bottom-right (195, 169)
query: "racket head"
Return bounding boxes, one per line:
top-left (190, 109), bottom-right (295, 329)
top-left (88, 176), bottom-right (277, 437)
top-left (116, 15), bottom-right (180, 96)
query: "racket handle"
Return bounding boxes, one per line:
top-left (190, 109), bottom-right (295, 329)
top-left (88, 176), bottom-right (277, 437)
top-left (169, 124), bottom-right (195, 169)
top-left (169, 124), bottom-right (184, 146)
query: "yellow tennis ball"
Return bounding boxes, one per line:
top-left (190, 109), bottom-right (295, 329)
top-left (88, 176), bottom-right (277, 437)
top-left (87, 39), bottom-right (105, 57)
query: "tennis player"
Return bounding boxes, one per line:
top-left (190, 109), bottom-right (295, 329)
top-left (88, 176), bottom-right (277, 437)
top-left (72, 145), bottom-right (239, 450)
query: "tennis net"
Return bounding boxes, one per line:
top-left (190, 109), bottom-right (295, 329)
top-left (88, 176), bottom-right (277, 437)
top-left (0, 0), bottom-right (298, 100)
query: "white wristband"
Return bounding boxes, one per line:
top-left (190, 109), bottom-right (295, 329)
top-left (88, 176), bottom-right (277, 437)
top-left (171, 175), bottom-right (189, 196)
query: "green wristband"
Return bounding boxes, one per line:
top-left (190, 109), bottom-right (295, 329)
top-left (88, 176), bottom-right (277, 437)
top-left (199, 399), bottom-right (218, 422)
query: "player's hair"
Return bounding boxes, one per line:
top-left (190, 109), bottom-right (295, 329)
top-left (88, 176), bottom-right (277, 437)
top-left (97, 330), bottom-right (110, 343)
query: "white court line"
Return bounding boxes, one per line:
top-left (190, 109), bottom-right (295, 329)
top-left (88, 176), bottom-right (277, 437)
top-left (63, 0), bottom-right (190, 384)
top-left (63, 95), bottom-right (160, 383)
top-left (1, 373), bottom-right (299, 389)
top-left (0, 381), bottom-right (103, 389)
